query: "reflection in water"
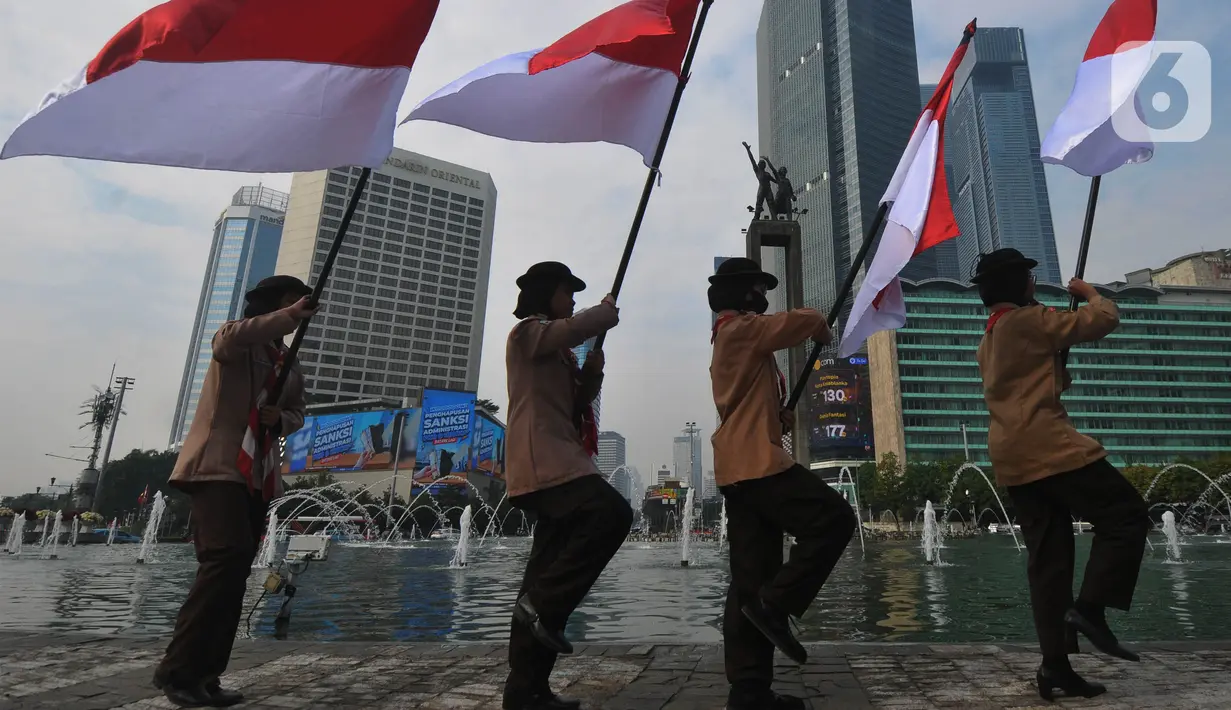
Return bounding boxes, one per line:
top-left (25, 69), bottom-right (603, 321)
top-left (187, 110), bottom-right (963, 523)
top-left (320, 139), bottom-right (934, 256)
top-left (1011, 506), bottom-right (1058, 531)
top-left (1, 536), bottom-right (1229, 644)
top-left (875, 547), bottom-right (923, 638)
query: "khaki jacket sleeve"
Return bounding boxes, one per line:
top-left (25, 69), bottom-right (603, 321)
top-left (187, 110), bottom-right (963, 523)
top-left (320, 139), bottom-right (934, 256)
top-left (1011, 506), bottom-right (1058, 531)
top-left (748, 309), bottom-right (826, 354)
top-left (212, 312), bottom-right (301, 362)
top-left (1036, 297), bottom-right (1120, 351)
top-left (514, 303), bottom-right (620, 357)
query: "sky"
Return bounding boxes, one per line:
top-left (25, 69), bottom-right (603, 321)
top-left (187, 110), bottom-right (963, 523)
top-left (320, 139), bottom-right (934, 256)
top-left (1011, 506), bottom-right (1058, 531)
top-left (1, 1), bottom-right (1229, 497)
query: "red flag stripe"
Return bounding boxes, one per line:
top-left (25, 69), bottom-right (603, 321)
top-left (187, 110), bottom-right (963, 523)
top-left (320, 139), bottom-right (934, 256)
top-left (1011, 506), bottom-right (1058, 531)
top-left (87, 0), bottom-right (440, 84)
top-left (529, 0), bottom-right (698, 76)
top-left (1083, 0), bottom-right (1157, 61)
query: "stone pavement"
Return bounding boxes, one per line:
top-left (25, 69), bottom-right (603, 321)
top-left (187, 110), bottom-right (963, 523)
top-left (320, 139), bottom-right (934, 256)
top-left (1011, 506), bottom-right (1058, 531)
top-left (2, 633), bottom-right (1229, 709)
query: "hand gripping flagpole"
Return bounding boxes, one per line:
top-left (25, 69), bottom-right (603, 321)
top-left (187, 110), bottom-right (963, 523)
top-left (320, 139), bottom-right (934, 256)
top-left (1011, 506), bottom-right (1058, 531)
top-left (783, 202), bottom-right (890, 410)
top-left (1060, 175), bottom-right (1102, 368)
top-left (271, 166), bottom-right (372, 401)
top-left (592, 0), bottom-right (715, 352)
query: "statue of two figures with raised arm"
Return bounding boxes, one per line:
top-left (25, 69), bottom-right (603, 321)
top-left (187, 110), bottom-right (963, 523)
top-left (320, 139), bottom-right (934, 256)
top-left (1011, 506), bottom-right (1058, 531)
top-left (742, 141), bottom-right (804, 220)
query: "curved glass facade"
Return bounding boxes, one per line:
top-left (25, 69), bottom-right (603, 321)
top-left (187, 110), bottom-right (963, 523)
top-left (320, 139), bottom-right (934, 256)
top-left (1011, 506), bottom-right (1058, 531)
top-left (893, 279), bottom-right (1231, 466)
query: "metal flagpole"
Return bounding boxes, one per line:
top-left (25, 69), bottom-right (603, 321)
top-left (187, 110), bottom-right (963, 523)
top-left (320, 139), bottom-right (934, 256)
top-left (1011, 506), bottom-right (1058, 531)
top-left (1061, 175), bottom-right (1102, 368)
top-left (783, 201), bottom-right (890, 410)
top-left (592, 0), bottom-right (715, 351)
top-left (270, 166), bottom-right (372, 400)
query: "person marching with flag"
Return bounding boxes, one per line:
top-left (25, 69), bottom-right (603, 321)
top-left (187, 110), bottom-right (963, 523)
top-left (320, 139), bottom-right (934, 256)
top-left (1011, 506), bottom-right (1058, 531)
top-left (707, 258), bottom-right (856, 710)
top-left (973, 250), bottom-right (1149, 700)
top-left (154, 276), bottom-right (316, 707)
top-left (502, 262), bottom-right (631, 710)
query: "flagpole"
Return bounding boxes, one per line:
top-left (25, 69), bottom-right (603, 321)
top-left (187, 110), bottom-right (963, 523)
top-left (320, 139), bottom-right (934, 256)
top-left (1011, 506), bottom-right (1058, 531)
top-left (592, 0), bottom-right (715, 352)
top-left (783, 201), bottom-right (890, 410)
top-left (271, 166), bottom-right (372, 400)
top-left (1060, 174), bottom-right (1102, 367)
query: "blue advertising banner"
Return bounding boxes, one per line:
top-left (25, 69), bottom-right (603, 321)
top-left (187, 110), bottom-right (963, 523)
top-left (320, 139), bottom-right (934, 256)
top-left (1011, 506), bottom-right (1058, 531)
top-left (468, 413), bottom-right (505, 478)
top-left (281, 408), bottom-right (420, 474)
top-left (412, 389), bottom-right (477, 487)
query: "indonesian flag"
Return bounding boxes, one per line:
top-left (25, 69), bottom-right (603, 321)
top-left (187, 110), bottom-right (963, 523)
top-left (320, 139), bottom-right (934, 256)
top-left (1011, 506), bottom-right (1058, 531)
top-left (0, 0), bottom-right (441, 173)
top-left (1041, 0), bottom-right (1156, 176)
top-left (137, 485), bottom-right (150, 507)
top-left (838, 22), bottom-right (974, 359)
top-left (403, 0), bottom-right (701, 166)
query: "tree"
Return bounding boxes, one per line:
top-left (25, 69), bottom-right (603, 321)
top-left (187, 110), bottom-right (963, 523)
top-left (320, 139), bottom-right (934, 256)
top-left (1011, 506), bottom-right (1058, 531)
top-left (94, 449), bottom-right (187, 526)
top-left (475, 398), bottom-right (500, 415)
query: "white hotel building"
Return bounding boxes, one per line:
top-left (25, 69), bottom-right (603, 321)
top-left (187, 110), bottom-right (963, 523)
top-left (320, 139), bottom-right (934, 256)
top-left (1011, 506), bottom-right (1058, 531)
top-left (275, 148), bottom-right (497, 404)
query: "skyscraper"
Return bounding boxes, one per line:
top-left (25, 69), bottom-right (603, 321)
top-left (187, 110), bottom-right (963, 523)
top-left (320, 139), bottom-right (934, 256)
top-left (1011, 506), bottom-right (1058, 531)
top-left (596, 430), bottom-right (626, 477)
top-left (274, 148), bottom-right (496, 404)
top-left (169, 186), bottom-right (288, 447)
top-left (672, 424), bottom-right (702, 492)
top-left (948, 27), bottom-right (1061, 284)
top-left (756, 0), bottom-right (920, 331)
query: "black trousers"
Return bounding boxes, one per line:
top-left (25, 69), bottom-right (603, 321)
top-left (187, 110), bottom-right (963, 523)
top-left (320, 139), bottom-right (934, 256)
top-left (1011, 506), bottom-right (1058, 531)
top-left (720, 465), bottom-right (857, 688)
top-left (506, 475), bottom-right (633, 696)
top-left (158, 482), bottom-right (267, 687)
top-left (1007, 458), bottom-right (1149, 660)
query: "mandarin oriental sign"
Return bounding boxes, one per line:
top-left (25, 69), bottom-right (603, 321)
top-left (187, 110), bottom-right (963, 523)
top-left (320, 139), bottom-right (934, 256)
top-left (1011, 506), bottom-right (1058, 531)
top-left (384, 156), bottom-right (482, 190)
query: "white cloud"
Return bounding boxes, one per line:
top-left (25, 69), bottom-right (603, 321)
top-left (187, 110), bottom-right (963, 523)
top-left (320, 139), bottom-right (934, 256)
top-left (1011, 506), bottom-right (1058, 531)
top-left (1, 1), bottom-right (1228, 496)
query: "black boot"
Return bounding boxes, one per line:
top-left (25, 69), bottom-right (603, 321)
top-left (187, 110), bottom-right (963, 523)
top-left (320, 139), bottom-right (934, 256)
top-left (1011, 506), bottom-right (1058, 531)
top-left (152, 672), bottom-right (214, 708)
top-left (203, 678), bottom-right (245, 707)
top-left (1036, 663), bottom-right (1106, 701)
top-left (512, 595), bottom-right (573, 655)
top-left (740, 598), bottom-right (807, 664)
top-left (1065, 605), bottom-right (1139, 662)
top-left (726, 686), bottom-right (806, 710)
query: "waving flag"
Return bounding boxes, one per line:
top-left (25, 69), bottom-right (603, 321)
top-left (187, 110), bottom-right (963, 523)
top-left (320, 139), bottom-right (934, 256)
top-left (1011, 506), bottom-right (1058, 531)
top-left (403, 0), bottom-right (701, 166)
top-left (137, 485), bottom-right (150, 507)
top-left (838, 22), bottom-right (975, 358)
top-left (1, 0), bottom-right (440, 173)
top-left (1041, 0), bottom-right (1156, 176)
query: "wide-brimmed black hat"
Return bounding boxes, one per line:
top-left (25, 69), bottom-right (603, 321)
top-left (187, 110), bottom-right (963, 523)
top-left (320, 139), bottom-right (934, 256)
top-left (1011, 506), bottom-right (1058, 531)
top-left (970, 248), bottom-right (1038, 285)
top-left (244, 275), bottom-right (312, 302)
top-left (515, 261), bottom-right (586, 292)
top-left (708, 257), bottom-right (778, 290)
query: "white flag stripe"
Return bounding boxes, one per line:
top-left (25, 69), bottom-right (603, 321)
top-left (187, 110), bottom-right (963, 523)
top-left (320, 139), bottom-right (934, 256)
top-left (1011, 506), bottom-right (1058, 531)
top-left (879, 108), bottom-right (935, 206)
top-left (839, 119), bottom-right (940, 358)
top-left (1041, 42), bottom-right (1154, 176)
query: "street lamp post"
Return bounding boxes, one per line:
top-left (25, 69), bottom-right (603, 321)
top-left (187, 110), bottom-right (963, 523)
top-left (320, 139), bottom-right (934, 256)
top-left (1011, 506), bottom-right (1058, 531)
top-left (93, 375), bottom-right (135, 512)
top-left (960, 422), bottom-right (970, 462)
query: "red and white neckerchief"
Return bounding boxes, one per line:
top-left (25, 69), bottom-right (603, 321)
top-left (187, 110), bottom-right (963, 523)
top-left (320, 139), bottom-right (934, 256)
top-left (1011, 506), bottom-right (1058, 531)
top-left (562, 343), bottom-right (599, 456)
top-left (712, 313), bottom-right (789, 405)
top-left (986, 304), bottom-right (1056, 333)
top-left (237, 343), bottom-right (285, 501)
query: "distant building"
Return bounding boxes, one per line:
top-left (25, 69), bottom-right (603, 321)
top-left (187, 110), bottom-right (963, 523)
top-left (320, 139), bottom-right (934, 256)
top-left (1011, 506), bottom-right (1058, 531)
top-left (1121, 249), bottom-right (1231, 289)
top-left (703, 469), bottom-right (717, 499)
top-left (655, 465), bottom-right (673, 487)
top-left (596, 430), bottom-right (626, 477)
top-left (870, 275), bottom-right (1231, 466)
top-left (672, 425), bottom-right (702, 493)
top-left (170, 185), bottom-right (288, 447)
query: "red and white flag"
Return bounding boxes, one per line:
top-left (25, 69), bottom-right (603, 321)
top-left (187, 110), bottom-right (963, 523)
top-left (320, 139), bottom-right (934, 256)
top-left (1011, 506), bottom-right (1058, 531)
top-left (403, 0), bottom-right (701, 166)
top-left (838, 22), bottom-right (974, 359)
top-left (1, 0), bottom-right (440, 173)
top-left (1041, 0), bottom-right (1156, 176)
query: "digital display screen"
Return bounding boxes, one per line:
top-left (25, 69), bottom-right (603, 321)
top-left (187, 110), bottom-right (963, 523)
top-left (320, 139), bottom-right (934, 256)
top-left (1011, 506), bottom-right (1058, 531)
top-left (804, 356), bottom-right (874, 461)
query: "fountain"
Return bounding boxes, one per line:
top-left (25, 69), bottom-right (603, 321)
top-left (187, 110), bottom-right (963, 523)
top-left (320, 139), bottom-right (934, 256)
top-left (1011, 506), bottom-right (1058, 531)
top-left (1161, 510), bottom-right (1183, 563)
top-left (718, 498), bottom-right (727, 548)
top-left (48, 511), bottom-right (63, 560)
top-left (837, 467), bottom-right (867, 556)
top-left (71, 517), bottom-right (80, 547)
top-left (449, 505), bottom-right (472, 568)
top-left (940, 463), bottom-right (1022, 550)
top-left (136, 491), bottom-right (167, 564)
top-left (106, 518), bottom-right (118, 546)
top-left (922, 500), bottom-right (942, 565)
top-left (255, 510), bottom-right (280, 569)
top-left (38, 515), bottom-right (51, 547)
top-left (5, 516), bottom-right (25, 554)
top-left (680, 487), bottom-right (695, 567)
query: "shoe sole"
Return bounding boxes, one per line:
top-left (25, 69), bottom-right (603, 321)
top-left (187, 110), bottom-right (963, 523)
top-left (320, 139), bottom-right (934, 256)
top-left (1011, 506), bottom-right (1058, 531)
top-left (740, 606), bottom-right (807, 664)
top-left (513, 605), bottom-right (574, 655)
top-left (1064, 613), bottom-right (1140, 662)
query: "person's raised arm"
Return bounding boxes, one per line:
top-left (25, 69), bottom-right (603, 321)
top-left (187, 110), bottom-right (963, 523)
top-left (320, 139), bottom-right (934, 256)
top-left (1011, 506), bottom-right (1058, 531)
top-left (515, 295), bottom-right (619, 357)
top-left (744, 309), bottom-right (830, 354)
top-left (1036, 278), bottom-right (1120, 351)
top-left (213, 296), bottom-right (317, 362)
